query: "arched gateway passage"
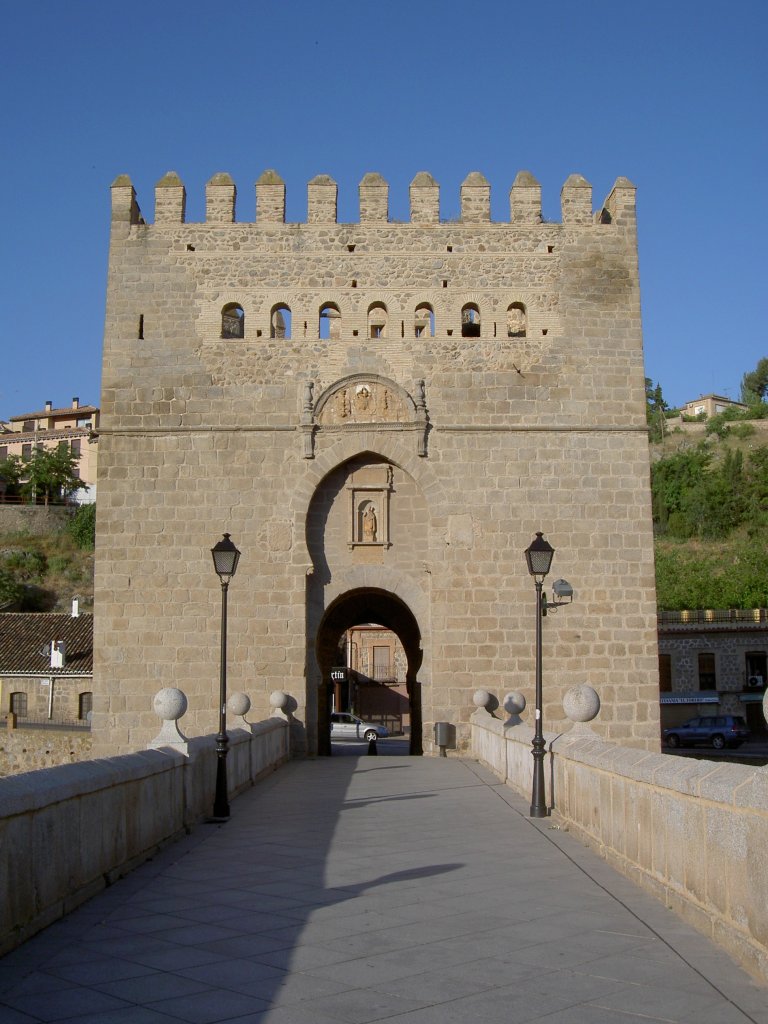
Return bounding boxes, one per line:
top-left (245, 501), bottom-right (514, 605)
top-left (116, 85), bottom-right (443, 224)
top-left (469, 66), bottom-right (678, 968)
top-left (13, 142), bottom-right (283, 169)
top-left (316, 588), bottom-right (423, 756)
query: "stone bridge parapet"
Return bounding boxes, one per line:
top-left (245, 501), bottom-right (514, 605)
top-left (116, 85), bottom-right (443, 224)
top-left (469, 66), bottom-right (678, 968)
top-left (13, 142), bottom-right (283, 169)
top-left (471, 711), bottom-right (768, 985)
top-left (0, 715), bottom-right (290, 956)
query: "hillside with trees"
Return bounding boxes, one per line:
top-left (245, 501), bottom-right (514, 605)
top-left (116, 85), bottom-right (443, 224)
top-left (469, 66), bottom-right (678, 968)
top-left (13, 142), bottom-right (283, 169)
top-left (0, 505), bottom-right (95, 612)
top-left (649, 358), bottom-right (768, 609)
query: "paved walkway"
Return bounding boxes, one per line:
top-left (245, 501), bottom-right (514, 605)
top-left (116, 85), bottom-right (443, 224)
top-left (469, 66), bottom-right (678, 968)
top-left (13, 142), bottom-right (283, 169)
top-left (1, 754), bottom-right (766, 1024)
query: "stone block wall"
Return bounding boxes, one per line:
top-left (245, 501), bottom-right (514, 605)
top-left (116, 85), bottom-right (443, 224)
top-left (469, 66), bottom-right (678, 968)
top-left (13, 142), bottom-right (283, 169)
top-left (0, 728), bottom-right (92, 776)
top-left (93, 170), bottom-right (658, 756)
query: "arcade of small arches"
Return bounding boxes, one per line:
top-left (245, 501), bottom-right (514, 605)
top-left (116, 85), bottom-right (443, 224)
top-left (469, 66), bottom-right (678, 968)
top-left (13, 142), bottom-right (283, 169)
top-left (219, 299), bottom-right (529, 341)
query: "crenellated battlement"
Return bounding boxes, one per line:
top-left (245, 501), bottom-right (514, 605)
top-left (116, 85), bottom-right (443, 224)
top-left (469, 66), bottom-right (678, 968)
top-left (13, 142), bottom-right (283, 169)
top-left (110, 170), bottom-right (636, 229)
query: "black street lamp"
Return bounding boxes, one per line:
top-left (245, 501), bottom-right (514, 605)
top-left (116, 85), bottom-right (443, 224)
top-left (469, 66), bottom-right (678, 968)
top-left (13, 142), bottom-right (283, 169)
top-left (211, 532), bottom-right (241, 820)
top-left (524, 531), bottom-right (555, 818)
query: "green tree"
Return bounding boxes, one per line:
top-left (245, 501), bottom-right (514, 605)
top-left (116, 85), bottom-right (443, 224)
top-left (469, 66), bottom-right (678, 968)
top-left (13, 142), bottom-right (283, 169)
top-left (0, 566), bottom-right (23, 607)
top-left (744, 445), bottom-right (768, 531)
top-left (656, 539), bottom-right (768, 610)
top-left (651, 446), bottom-right (711, 536)
top-left (681, 449), bottom-right (746, 538)
top-left (22, 446), bottom-right (84, 506)
top-left (67, 502), bottom-right (96, 549)
top-left (645, 377), bottom-right (669, 443)
top-left (741, 356), bottom-right (768, 405)
top-left (0, 454), bottom-right (24, 498)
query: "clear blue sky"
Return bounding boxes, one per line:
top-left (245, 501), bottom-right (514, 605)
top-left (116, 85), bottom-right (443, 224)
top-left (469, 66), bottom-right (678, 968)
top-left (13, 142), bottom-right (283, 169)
top-left (1, 0), bottom-right (765, 417)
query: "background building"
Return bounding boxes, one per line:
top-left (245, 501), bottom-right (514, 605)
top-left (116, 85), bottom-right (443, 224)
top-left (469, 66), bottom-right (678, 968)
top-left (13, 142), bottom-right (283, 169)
top-left (334, 624), bottom-right (409, 734)
top-left (0, 398), bottom-right (99, 503)
top-left (658, 609), bottom-right (768, 737)
top-left (680, 394), bottom-right (747, 419)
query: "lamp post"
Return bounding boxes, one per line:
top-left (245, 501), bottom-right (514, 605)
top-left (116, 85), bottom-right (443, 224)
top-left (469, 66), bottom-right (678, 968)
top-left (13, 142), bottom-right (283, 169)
top-left (211, 532), bottom-right (241, 820)
top-left (524, 531), bottom-right (555, 818)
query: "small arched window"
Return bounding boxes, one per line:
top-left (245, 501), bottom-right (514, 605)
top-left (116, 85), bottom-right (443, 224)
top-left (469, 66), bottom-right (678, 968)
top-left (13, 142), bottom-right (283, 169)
top-left (319, 303), bottom-right (341, 340)
top-left (368, 303), bottom-right (388, 339)
top-left (221, 303), bottom-right (245, 339)
top-left (414, 303), bottom-right (435, 338)
top-left (270, 304), bottom-right (292, 340)
top-left (507, 302), bottom-right (527, 338)
top-left (461, 303), bottom-right (481, 338)
top-left (79, 691), bottom-right (93, 721)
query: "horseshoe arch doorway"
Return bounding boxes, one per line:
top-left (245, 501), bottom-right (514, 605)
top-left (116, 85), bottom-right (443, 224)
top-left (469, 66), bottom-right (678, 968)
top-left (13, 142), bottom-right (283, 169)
top-left (315, 588), bottom-right (423, 756)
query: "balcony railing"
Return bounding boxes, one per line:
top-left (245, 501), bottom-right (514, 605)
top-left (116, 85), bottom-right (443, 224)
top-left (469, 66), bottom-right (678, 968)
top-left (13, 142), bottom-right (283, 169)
top-left (370, 664), bottom-right (399, 683)
top-left (658, 609), bottom-right (768, 626)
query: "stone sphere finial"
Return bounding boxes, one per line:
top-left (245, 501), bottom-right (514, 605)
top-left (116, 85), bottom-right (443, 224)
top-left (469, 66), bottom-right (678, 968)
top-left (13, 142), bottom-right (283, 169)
top-left (153, 687), bottom-right (187, 722)
top-left (473, 689), bottom-right (493, 711)
top-left (270, 690), bottom-right (297, 717)
top-left (149, 688), bottom-right (188, 749)
top-left (227, 692), bottom-right (251, 718)
top-left (563, 685), bottom-right (600, 724)
top-left (762, 689), bottom-right (768, 728)
top-left (270, 690), bottom-right (289, 712)
top-left (502, 691), bottom-right (527, 726)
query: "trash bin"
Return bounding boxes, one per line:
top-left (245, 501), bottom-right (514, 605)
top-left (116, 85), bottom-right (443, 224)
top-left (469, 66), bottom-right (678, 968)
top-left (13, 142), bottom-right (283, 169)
top-left (434, 721), bottom-right (455, 756)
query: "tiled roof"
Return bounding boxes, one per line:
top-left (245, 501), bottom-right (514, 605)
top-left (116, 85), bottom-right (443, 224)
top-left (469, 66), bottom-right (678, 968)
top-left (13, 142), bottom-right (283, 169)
top-left (1, 425), bottom-right (95, 443)
top-left (10, 406), bottom-right (99, 421)
top-left (0, 613), bottom-right (93, 674)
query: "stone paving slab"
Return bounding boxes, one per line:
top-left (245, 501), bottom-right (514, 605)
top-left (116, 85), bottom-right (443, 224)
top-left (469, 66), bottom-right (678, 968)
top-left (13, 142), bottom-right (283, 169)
top-left (1, 755), bottom-right (766, 1024)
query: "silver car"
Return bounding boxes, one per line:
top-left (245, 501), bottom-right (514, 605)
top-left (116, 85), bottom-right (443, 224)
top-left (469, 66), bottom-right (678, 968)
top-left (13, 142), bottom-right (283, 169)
top-left (330, 713), bottom-right (388, 742)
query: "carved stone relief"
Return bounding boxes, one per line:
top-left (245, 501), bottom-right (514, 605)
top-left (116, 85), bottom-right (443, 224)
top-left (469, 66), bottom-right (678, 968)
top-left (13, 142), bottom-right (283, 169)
top-left (319, 381), bottom-right (408, 425)
top-left (302, 377), bottom-right (428, 459)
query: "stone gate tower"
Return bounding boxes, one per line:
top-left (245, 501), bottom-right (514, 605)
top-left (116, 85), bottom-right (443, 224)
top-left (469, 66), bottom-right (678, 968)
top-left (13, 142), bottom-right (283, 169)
top-left (92, 169), bottom-right (660, 756)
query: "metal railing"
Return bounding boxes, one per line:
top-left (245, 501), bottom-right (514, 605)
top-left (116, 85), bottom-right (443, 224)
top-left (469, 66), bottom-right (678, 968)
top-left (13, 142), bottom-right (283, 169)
top-left (370, 664), bottom-right (399, 683)
top-left (658, 609), bottom-right (768, 626)
top-left (5, 715), bottom-right (91, 732)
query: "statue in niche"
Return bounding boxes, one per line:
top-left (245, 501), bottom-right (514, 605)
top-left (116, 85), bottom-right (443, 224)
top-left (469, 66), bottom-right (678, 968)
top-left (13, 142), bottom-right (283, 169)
top-left (362, 505), bottom-right (378, 543)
